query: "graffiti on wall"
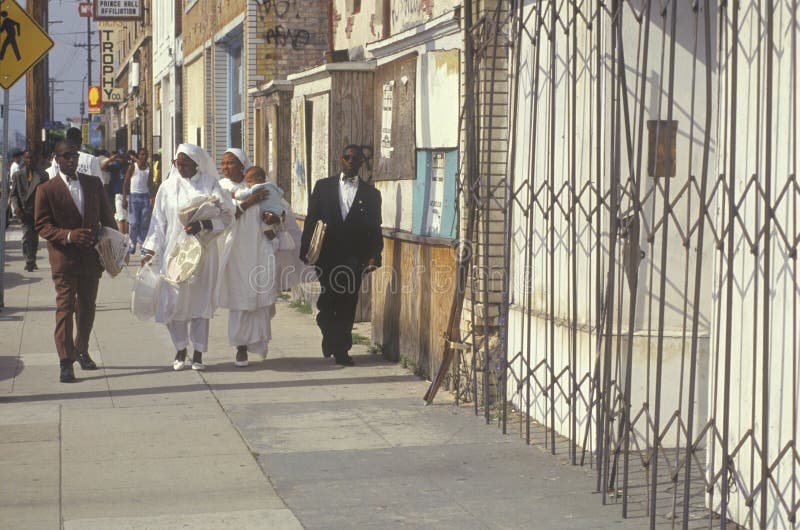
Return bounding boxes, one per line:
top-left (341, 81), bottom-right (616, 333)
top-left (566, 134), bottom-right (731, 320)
top-left (391, 0), bottom-right (433, 32)
top-left (265, 25), bottom-right (311, 50)
top-left (255, 0), bottom-right (297, 19)
top-left (255, 0), bottom-right (320, 51)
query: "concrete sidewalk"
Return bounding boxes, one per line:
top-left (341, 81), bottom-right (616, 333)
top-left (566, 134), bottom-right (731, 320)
top-left (0, 225), bottom-right (645, 529)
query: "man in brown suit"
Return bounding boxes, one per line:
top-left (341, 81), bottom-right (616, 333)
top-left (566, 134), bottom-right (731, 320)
top-left (35, 141), bottom-right (116, 382)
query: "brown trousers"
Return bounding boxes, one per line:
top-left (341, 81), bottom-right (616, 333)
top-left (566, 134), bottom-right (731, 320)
top-left (52, 272), bottom-right (101, 361)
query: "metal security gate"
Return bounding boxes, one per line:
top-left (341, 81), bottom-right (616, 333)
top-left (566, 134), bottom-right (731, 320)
top-left (450, 0), bottom-right (800, 528)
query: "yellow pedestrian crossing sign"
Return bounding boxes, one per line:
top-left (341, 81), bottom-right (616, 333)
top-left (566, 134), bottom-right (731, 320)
top-left (0, 0), bottom-right (54, 89)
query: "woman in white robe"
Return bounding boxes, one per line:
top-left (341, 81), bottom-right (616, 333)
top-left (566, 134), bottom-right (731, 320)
top-left (216, 148), bottom-right (305, 367)
top-left (141, 144), bottom-right (235, 370)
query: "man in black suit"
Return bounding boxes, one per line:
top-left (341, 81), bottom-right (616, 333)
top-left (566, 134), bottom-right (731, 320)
top-left (11, 149), bottom-right (48, 271)
top-left (300, 145), bottom-right (383, 366)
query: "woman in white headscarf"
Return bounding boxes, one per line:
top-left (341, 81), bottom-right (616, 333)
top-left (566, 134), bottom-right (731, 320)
top-left (216, 148), bottom-right (306, 367)
top-left (141, 144), bottom-right (235, 370)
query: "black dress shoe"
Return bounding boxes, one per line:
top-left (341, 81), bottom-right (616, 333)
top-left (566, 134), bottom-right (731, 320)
top-left (333, 352), bottom-right (355, 366)
top-left (24, 263), bottom-right (34, 272)
top-left (60, 363), bottom-right (76, 383)
top-left (76, 351), bottom-right (98, 370)
top-left (322, 351), bottom-right (333, 358)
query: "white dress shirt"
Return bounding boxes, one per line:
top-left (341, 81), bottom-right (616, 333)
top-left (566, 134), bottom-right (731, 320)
top-left (60, 172), bottom-right (84, 218)
top-left (339, 172), bottom-right (358, 220)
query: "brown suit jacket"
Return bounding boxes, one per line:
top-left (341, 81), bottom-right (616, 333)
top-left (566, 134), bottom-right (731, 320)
top-left (34, 174), bottom-right (117, 275)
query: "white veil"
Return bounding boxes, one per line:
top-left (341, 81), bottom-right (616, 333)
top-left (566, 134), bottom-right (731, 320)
top-left (223, 148), bottom-right (253, 172)
top-left (166, 143), bottom-right (220, 188)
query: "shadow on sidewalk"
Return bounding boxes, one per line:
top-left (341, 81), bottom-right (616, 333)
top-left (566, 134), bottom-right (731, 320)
top-left (0, 374), bottom-right (418, 403)
top-left (263, 355), bottom-right (392, 373)
top-left (2, 271), bottom-right (43, 289)
top-left (0, 355), bottom-right (22, 382)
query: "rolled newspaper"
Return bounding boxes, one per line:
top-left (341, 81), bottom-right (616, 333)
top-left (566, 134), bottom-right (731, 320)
top-left (95, 227), bottom-right (129, 277)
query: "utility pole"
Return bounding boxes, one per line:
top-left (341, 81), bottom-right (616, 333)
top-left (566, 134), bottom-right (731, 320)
top-left (48, 79), bottom-right (64, 122)
top-left (26, 0), bottom-right (47, 160)
top-left (74, 15), bottom-right (98, 124)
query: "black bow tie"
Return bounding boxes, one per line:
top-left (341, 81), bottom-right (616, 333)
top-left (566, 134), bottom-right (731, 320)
top-left (342, 175), bottom-right (357, 182)
top-left (66, 174), bottom-right (78, 182)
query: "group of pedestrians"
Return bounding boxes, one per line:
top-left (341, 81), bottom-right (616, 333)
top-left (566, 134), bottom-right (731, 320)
top-left (25, 136), bottom-right (382, 383)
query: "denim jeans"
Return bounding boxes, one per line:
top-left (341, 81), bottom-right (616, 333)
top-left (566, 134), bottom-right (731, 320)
top-left (128, 193), bottom-right (151, 245)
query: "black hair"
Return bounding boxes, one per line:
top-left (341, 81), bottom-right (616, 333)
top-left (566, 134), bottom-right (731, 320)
top-left (342, 144), bottom-right (363, 156)
top-left (65, 128), bottom-right (83, 148)
top-left (53, 140), bottom-right (73, 153)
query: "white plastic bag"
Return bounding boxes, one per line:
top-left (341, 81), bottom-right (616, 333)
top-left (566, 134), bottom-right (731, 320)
top-left (131, 263), bottom-right (161, 320)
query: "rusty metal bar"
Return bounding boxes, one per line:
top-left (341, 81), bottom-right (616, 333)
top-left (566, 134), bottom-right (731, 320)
top-left (760, 1), bottom-right (774, 526)
top-left (680, 2), bottom-right (714, 528)
top-left (720, 1), bottom-right (739, 526)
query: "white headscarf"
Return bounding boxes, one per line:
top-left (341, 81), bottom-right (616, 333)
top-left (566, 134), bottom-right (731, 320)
top-left (223, 148), bottom-right (252, 173)
top-left (166, 143), bottom-right (220, 187)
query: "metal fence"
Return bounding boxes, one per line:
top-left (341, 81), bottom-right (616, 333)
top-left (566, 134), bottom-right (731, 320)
top-left (453, 0), bottom-right (800, 528)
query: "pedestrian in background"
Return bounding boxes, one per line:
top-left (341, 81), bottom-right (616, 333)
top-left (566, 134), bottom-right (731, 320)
top-left (7, 148), bottom-right (22, 222)
top-left (65, 127), bottom-right (101, 182)
top-left (34, 140), bottom-right (116, 383)
top-left (151, 152), bottom-right (161, 195)
top-left (121, 147), bottom-right (153, 255)
top-left (299, 144), bottom-right (383, 366)
top-left (11, 149), bottom-right (48, 271)
top-left (105, 149), bottom-right (130, 234)
top-left (95, 149), bottom-right (112, 190)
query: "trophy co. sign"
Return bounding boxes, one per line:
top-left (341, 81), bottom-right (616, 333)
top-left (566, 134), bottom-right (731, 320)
top-left (100, 27), bottom-right (124, 104)
top-left (93, 0), bottom-right (142, 21)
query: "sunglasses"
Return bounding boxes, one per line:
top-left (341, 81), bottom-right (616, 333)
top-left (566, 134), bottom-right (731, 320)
top-left (57, 152), bottom-right (80, 161)
top-left (342, 154), bottom-right (361, 161)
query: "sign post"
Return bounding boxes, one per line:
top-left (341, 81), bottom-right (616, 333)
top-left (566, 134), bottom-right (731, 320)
top-left (0, 88), bottom-right (8, 310)
top-left (0, 0), bottom-right (54, 310)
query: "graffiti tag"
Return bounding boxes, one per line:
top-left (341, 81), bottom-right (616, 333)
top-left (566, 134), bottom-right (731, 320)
top-left (256, 0), bottom-right (296, 19)
top-left (265, 25), bottom-right (311, 50)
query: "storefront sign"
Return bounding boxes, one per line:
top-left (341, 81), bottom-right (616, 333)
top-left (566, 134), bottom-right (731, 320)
top-left (93, 0), bottom-right (142, 21)
top-left (100, 28), bottom-right (124, 104)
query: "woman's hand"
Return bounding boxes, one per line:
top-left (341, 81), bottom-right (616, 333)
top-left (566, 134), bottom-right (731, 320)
top-left (184, 221), bottom-right (202, 235)
top-left (140, 251), bottom-right (154, 267)
top-left (241, 187), bottom-right (269, 210)
top-left (262, 211), bottom-right (281, 224)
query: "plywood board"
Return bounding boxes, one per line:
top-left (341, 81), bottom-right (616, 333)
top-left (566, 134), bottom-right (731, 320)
top-left (330, 71), bottom-right (375, 179)
top-left (373, 53), bottom-right (417, 181)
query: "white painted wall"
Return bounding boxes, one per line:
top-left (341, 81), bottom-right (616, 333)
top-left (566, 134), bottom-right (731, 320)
top-left (152, 0), bottom-right (176, 164)
top-left (184, 57), bottom-right (206, 148)
top-left (508, 0), bottom-right (717, 462)
top-left (709, 2), bottom-right (799, 526)
top-left (416, 50), bottom-right (459, 149)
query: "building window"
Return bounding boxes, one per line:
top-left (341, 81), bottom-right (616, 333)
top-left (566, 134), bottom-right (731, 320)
top-left (347, 0), bottom-right (361, 14)
top-left (228, 42), bottom-right (243, 148)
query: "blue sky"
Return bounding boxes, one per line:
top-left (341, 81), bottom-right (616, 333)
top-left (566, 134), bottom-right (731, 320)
top-left (7, 0), bottom-right (100, 149)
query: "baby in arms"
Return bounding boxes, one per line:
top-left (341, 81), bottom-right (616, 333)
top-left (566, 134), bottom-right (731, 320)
top-left (235, 166), bottom-right (285, 239)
